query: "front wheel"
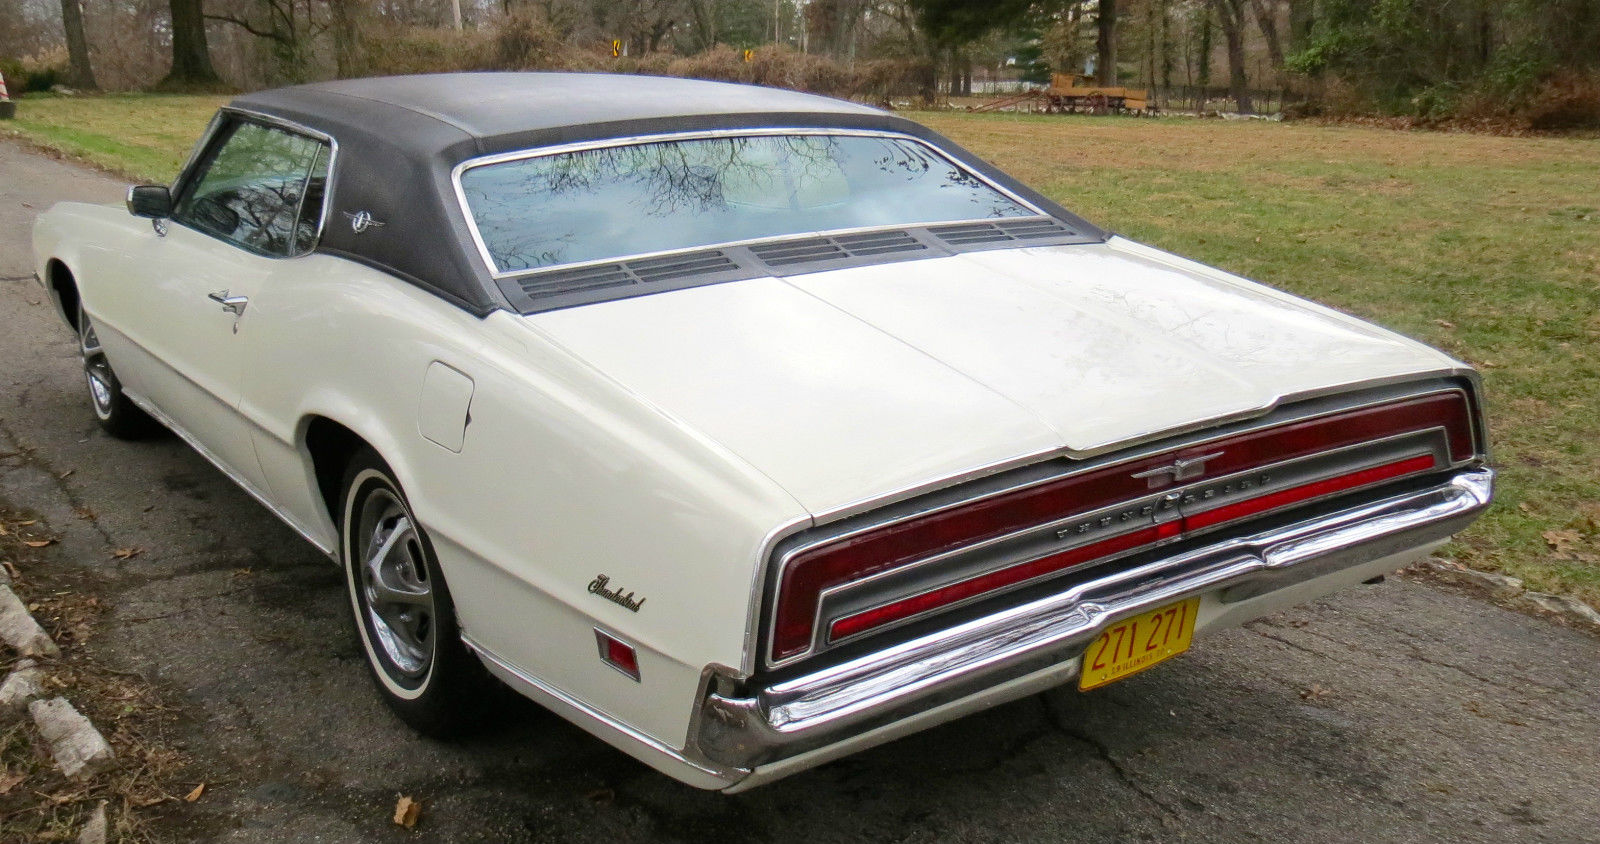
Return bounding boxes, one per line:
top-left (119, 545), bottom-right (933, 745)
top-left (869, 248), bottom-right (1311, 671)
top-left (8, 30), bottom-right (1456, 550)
top-left (77, 303), bottom-right (160, 439)
top-left (339, 448), bottom-right (493, 736)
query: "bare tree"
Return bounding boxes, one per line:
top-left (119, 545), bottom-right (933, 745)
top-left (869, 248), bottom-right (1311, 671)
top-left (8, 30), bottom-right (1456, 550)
top-left (1287, 0), bottom-right (1313, 52)
top-left (163, 0), bottom-right (222, 86)
top-left (1248, 0), bottom-right (1284, 87)
top-left (328, 0), bottom-right (362, 77)
top-left (1096, 0), bottom-right (1116, 84)
top-left (59, 0), bottom-right (99, 89)
top-left (1209, 0), bottom-right (1251, 112)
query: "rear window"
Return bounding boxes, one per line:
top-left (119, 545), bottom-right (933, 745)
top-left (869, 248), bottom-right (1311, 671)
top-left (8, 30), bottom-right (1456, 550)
top-left (458, 133), bottom-right (1037, 273)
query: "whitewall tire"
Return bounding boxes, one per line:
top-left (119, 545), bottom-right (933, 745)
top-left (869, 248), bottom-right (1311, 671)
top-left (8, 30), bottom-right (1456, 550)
top-left (339, 447), bottom-right (494, 735)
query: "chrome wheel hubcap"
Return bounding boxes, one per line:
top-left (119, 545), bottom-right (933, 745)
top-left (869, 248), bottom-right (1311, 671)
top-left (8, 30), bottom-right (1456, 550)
top-left (79, 317), bottom-right (114, 419)
top-left (355, 489), bottom-right (435, 678)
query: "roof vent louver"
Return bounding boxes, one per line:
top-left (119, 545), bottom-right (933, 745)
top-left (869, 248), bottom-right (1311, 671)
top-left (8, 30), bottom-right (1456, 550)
top-left (515, 249), bottom-right (740, 297)
top-left (929, 218), bottom-right (1076, 248)
top-left (750, 238), bottom-right (848, 267)
top-left (749, 229), bottom-right (928, 271)
top-left (626, 250), bottom-right (739, 283)
top-left (517, 263), bottom-right (636, 297)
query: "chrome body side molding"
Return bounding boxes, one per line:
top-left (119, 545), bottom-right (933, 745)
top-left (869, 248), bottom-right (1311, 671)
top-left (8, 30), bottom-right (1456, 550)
top-left (122, 389), bottom-right (336, 558)
top-left (461, 636), bottom-right (735, 790)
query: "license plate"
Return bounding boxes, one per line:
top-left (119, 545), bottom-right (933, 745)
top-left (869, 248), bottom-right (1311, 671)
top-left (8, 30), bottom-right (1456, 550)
top-left (1078, 596), bottom-right (1201, 691)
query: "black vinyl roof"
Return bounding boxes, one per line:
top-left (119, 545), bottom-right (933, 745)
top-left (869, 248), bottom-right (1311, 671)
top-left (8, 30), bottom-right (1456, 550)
top-left (226, 73), bottom-right (1104, 315)
top-left (236, 72), bottom-right (885, 142)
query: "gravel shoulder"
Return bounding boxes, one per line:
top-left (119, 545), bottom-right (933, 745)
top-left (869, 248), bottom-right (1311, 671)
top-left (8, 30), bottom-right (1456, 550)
top-left (1, 139), bottom-right (1597, 843)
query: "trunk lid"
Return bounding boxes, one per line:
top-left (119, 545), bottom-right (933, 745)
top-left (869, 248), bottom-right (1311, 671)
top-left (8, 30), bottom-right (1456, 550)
top-left (524, 238), bottom-right (1461, 513)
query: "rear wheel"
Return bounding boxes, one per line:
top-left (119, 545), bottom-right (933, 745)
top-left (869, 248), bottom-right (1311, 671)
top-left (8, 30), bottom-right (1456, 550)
top-left (339, 447), bottom-right (493, 736)
top-left (77, 303), bottom-right (160, 439)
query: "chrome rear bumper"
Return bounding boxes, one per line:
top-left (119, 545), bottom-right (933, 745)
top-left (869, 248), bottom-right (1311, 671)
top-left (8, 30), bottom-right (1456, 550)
top-left (691, 468), bottom-right (1493, 780)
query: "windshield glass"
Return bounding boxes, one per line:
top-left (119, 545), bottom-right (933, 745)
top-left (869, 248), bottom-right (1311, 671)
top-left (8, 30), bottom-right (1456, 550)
top-left (459, 133), bottom-right (1038, 273)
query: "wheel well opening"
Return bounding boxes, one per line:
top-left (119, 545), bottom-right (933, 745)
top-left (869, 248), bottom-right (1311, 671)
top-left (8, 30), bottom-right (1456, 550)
top-left (47, 260), bottom-right (80, 332)
top-left (305, 417), bottom-right (368, 529)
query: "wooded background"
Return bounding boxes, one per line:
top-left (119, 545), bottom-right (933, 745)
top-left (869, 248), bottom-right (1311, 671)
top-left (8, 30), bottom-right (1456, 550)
top-left (2, 0), bottom-right (1597, 126)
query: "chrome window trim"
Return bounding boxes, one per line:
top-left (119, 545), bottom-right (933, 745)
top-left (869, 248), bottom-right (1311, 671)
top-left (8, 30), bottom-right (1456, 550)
top-left (449, 127), bottom-right (1051, 279)
top-left (813, 426), bottom-right (1451, 652)
top-left (759, 381), bottom-right (1480, 670)
top-left (167, 106), bottom-right (341, 261)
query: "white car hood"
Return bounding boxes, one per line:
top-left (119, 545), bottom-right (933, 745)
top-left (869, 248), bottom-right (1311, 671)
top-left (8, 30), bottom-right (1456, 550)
top-left (525, 237), bottom-right (1462, 514)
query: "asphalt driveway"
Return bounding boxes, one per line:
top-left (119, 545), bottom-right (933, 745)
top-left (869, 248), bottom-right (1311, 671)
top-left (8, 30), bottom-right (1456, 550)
top-left (1, 139), bottom-right (1596, 843)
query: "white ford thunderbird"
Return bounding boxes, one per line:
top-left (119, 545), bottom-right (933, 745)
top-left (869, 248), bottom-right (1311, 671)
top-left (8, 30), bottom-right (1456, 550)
top-left (32, 73), bottom-right (1492, 791)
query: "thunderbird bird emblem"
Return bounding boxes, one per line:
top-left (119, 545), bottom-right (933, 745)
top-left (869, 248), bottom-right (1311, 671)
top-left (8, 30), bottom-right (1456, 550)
top-left (1131, 451), bottom-right (1224, 488)
top-left (343, 210), bottom-right (385, 234)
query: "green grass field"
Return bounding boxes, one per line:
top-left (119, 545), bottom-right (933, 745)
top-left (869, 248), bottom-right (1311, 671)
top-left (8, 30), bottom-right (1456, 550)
top-left (7, 94), bottom-right (1599, 607)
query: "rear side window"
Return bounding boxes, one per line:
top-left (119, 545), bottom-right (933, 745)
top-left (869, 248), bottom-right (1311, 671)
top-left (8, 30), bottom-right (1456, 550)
top-left (173, 120), bottom-right (329, 257)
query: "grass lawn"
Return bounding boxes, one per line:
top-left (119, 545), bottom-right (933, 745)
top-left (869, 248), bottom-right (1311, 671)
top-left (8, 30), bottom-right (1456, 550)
top-left (6, 94), bottom-right (1599, 607)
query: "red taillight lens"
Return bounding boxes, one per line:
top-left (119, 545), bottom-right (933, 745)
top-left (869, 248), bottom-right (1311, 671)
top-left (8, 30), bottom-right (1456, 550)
top-left (828, 521), bottom-right (1182, 643)
top-left (770, 391), bottom-right (1477, 663)
top-left (1183, 453), bottom-right (1437, 531)
top-left (595, 630), bottom-right (640, 680)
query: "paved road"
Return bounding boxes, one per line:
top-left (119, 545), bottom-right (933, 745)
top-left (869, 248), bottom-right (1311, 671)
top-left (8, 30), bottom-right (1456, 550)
top-left (1, 140), bottom-right (1597, 843)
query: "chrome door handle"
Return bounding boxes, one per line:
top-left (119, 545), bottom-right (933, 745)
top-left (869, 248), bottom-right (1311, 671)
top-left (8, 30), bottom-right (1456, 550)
top-left (207, 290), bottom-right (249, 316)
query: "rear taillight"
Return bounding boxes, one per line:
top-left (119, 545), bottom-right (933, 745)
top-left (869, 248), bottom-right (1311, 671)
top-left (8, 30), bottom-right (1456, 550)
top-left (769, 390), bottom-right (1478, 663)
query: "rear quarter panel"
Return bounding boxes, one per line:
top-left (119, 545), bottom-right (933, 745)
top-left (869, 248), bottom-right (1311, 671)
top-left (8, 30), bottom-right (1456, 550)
top-left (238, 259), bottom-right (808, 747)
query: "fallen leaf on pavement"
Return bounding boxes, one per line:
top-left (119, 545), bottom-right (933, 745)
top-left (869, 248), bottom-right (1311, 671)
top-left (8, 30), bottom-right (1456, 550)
top-left (394, 795), bottom-right (421, 828)
top-left (0, 771), bottom-right (25, 794)
top-left (111, 547), bottom-right (143, 560)
top-left (24, 539), bottom-right (55, 548)
top-left (57, 470), bottom-right (73, 479)
top-left (184, 783), bottom-right (205, 802)
top-left (1300, 683), bottom-right (1331, 700)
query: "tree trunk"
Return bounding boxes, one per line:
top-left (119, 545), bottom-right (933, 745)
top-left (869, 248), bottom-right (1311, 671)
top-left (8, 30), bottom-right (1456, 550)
top-left (1288, 0), bottom-right (1314, 53)
top-left (1476, 1), bottom-right (1493, 68)
top-left (1211, 0), bottom-right (1252, 113)
top-left (164, 0), bottom-right (220, 87)
top-left (1159, 0), bottom-right (1173, 107)
top-left (1096, 0), bottom-right (1117, 85)
top-left (1195, 3), bottom-right (1213, 113)
top-left (329, 0), bottom-right (360, 77)
top-left (58, 0), bottom-right (98, 90)
top-left (1249, 0), bottom-right (1285, 87)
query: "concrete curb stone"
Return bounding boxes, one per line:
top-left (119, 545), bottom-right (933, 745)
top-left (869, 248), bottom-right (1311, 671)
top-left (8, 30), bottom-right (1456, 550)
top-left (29, 696), bottom-right (114, 778)
top-left (1417, 558), bottom-right (1600, 632)
top-left (76, 800), bottom-right (107, 844)
top-left (0, 584), bottom-right (60, 657)
top-left (0, 657), bottom-right (44, 710)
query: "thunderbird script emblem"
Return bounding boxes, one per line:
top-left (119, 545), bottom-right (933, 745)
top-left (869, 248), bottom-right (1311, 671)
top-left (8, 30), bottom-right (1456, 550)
top-left (588, 574), bottom-right (645, 612)
top-left (1131, 451), bottom-right (1224, 488)
top-left (343, 210), bottom-right (385, 234)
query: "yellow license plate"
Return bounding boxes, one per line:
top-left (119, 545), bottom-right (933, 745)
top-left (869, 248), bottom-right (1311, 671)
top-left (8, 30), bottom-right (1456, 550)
top-left (1079, 596), bottom-right (1201, 691)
